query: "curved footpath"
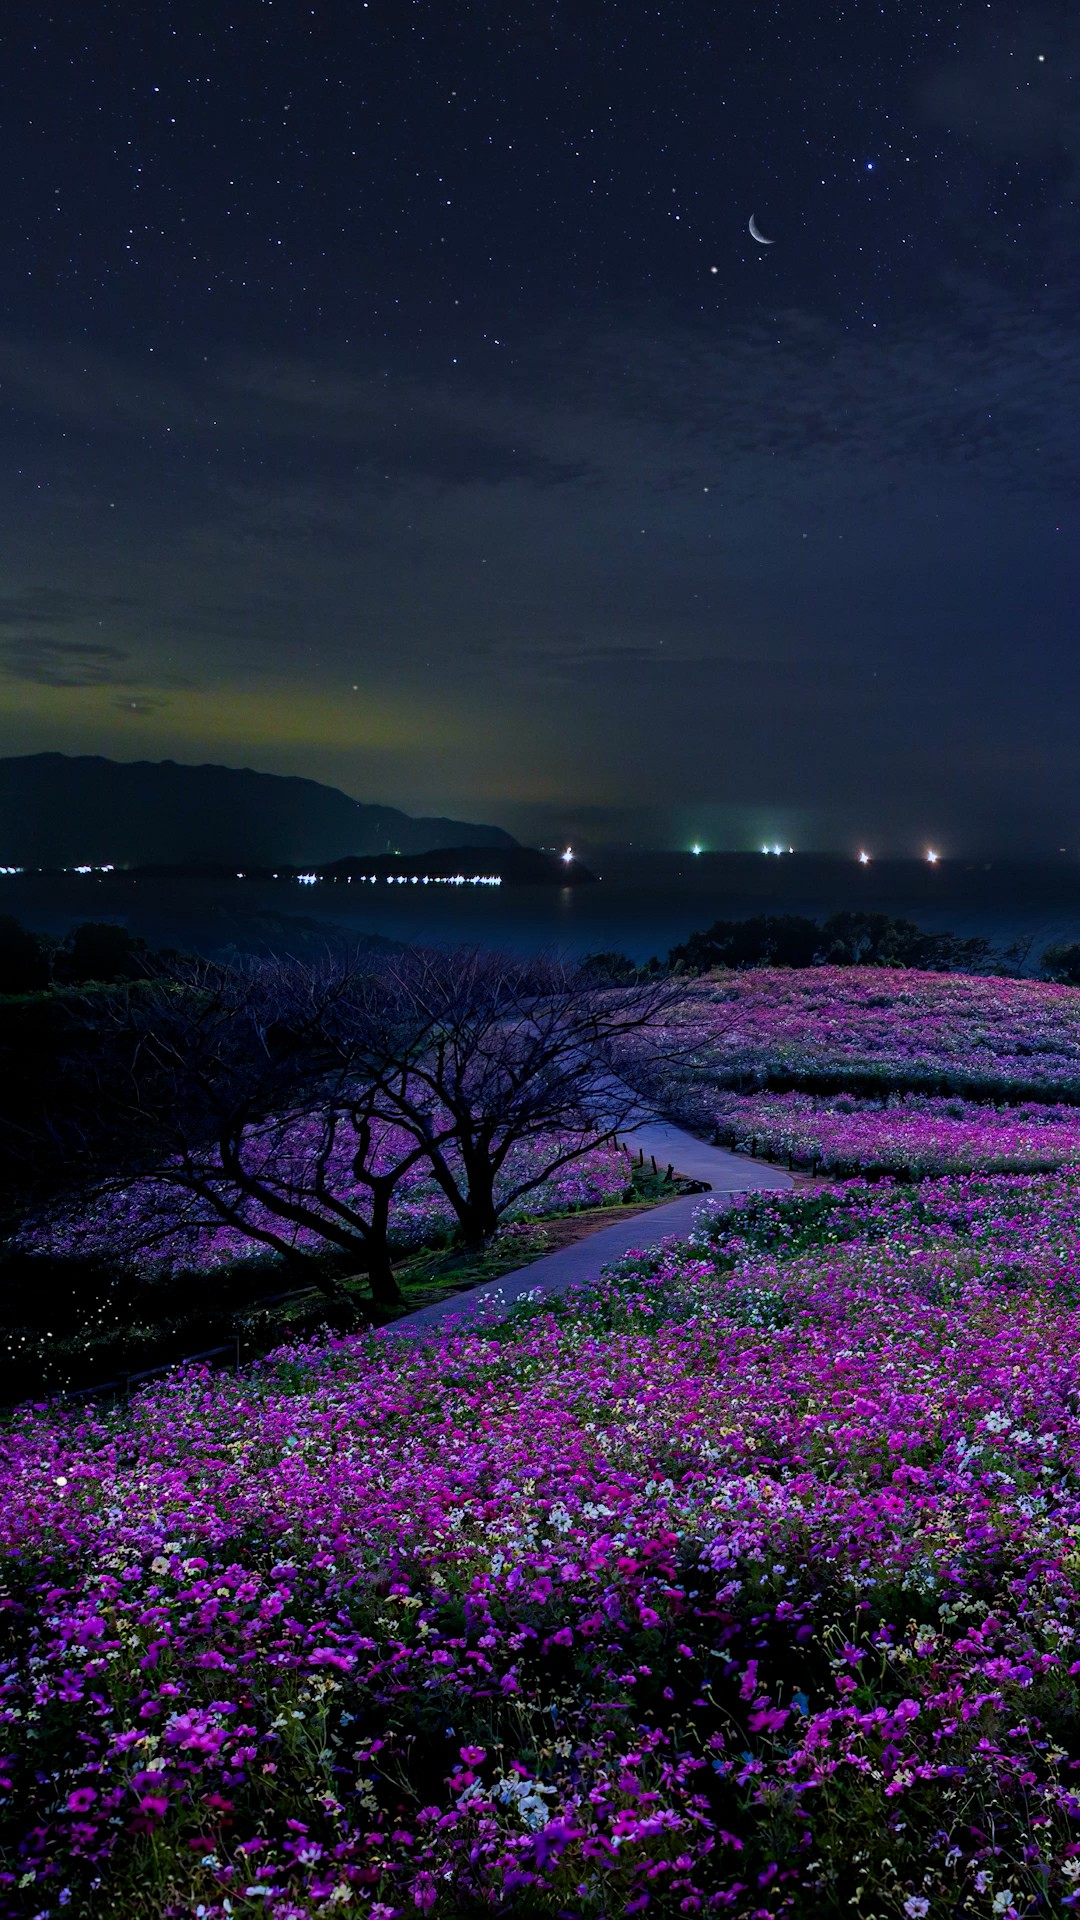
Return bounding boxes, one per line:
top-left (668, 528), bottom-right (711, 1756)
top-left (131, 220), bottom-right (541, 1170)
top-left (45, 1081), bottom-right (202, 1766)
top-left (384, 1116), bottom-right (791, 1339)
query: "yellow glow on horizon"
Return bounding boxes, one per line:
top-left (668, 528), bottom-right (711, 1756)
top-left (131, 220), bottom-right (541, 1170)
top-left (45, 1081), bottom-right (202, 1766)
top-left (0, 679), bottom-right (465, 759)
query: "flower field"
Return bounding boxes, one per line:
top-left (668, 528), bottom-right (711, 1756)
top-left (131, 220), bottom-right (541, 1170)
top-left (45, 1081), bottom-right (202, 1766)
top-left (6, 1171), bottom-right (1080, 1916)
top-left (644, 968), bottom-right (1080, 1100)
top-left (17, 1132), bottom-right (630, 1278)
top-left (709, 1090), bottom-right (1080, 1178)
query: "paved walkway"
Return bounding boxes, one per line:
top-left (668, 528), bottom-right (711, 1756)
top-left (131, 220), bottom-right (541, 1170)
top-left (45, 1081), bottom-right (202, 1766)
top-left (383, 1117), bottom-right (790, 1339)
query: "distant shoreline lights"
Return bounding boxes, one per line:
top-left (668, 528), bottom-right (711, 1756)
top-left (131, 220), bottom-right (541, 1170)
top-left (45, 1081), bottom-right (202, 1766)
top-left (296, 872), bottom-right (503, 887)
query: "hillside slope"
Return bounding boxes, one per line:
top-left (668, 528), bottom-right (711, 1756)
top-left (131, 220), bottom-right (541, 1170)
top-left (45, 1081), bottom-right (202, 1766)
top-left (0, 754), bottom-right (517, 866)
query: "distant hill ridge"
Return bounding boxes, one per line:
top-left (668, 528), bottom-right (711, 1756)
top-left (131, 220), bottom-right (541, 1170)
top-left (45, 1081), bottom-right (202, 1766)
top-left (0, 755), bottom-right (517, 867)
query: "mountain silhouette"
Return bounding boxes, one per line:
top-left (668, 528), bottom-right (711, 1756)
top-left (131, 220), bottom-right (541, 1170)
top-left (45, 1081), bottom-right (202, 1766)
top-left (0, 755), bottom-right (517, 867)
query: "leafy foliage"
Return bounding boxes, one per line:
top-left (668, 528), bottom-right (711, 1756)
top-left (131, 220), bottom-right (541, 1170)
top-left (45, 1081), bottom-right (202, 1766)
top-left (667, 911), bottom-right (994, 975)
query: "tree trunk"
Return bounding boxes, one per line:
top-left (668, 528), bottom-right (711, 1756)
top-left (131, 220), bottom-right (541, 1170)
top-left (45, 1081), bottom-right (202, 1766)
top-left (419, 1141), bottom-right (500, 1246)
top-left (361, 1184), bottom-right (403, 1306)
top-left (364, 1241), bottom-right (402, 1307)
top-left (454, 1173), bottom-right (500, 1247)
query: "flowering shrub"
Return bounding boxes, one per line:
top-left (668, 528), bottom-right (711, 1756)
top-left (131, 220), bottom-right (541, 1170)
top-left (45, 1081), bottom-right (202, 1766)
top-left (708, 1088), bottom-right (1080, 1177)
top-left (6, 1172), bottom-right (1080, 1913)
top-left (638, 967), bottom-right (1080, 1102)
top-left (15, 1130), bottom-right (629, 1278)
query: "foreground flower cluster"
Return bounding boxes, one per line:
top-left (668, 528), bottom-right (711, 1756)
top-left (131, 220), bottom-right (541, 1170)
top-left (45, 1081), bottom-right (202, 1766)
top-left (6, 1172), bottom-right (1080, 1915)
top-left (708, 1088), bottom-right (1080, 1177)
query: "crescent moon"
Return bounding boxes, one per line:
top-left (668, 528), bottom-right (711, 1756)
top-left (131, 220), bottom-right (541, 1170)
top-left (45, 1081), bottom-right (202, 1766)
top-left (749, 214), bottom-right (775, 245)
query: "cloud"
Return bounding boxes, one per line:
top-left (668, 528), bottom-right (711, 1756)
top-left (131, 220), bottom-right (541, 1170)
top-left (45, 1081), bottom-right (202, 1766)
top-left (0, 332), bottom-right (591, 490)
top-left (1, 638), bottom-right (132, 688)
top-left (547, 296), bottom-right (1080, 506)
top-left (0, 613), bottom-right (198, 697)
top-left (0, 589), bottom-right (137, 628)
top-left (2, 267), bottom-right (1076, 532)
top-left (916, 15), bottom-right (1080, 162)
top-left (0, 338), bottom-right (211, 436)
top-left (215, 354), bottom-right (595, 488)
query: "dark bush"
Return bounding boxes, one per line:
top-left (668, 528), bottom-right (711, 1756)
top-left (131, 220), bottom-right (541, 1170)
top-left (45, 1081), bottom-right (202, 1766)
top-left (1041, 943), bottom-right (1080, 986)
top-left (0, 916), bottom-right (49, 995)
top-left (579, 950), bottom-right (640, 984)
top-left (667, 911), bottom-right (994, 975)
top-left (669, 914), bottom-right (820, 973)
top-left (52, 922), bottom-right (152, 986)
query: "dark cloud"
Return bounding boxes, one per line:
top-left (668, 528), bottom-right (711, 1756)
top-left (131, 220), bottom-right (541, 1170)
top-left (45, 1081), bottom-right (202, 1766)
top-left (0, 589), bottom-right (137, 627)
top-left (3, 266), bottom-right (1077, 532)
top-left (1, 620), bottom-right (197, 696)
top-left (0, 334), bottom-right (591, 491)
top-left (1, 638), bottom-right (131, 688)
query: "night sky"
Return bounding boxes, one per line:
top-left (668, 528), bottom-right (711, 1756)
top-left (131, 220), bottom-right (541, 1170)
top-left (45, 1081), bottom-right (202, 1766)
top-left (2, 1), bottom-right (1077, 854)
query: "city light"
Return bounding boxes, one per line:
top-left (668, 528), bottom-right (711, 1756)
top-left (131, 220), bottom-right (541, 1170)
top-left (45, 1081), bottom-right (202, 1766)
top-left (295, 871), bottom-right (502, 887)
top-left (926, 849), bottom-right (940, 864)
top-left (858, 850), bottom-right (871, 865)
top-left (690, 843), bottom-right (703, 856)
top-left (561, 847), bottom-right (574, 863)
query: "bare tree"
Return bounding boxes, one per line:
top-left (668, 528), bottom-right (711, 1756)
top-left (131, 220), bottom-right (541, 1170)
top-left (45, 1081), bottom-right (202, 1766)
top-left (19, 948), bottom-right (687, 1315)
top-left (330, 947), bottom-right (687, 1246)
top-left (31, 956), bottom-right (450, 1311)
